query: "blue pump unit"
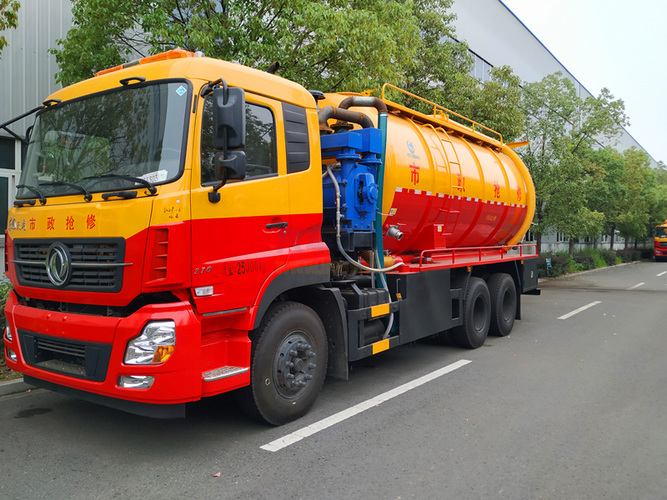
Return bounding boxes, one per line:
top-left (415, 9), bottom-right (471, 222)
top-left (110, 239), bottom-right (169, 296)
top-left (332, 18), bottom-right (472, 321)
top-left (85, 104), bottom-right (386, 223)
top-left (321, 127), bottom-right (383, 251)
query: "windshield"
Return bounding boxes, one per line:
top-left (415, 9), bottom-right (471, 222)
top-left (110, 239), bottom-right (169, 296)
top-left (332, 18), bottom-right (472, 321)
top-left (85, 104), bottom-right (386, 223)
top-left (655, 227), bottom-right (667, 237)
top-left (18, 81), bottom-right (190, 199)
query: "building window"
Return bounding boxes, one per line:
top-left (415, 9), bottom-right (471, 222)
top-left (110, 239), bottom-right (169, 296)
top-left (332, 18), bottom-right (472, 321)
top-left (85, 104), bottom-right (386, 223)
top-left (0, 177), bottom-right (6, 232)
top-left (471, 53), bottom-right (492, 82)
top-left (0, 137), bottom-right (15, 170)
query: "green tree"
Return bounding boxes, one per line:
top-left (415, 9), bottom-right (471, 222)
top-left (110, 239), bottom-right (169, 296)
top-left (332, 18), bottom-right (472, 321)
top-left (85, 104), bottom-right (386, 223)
top-left (53, 0), bottom-right (524, 143)
top-left (425, 64), bottom-right (526, 143)
top-left (402, 1), bottom-right (525, 143)
top-left (466, 65), bottom-right (525, 142)
top-left (52, 0), bottom-right (422, 92)
top-left (519, 72), bottom-right (627, 252)
top-left (520, 73), bottom-right (580, 252)
top-left (0, 0), bottom-right (20, 57)
top-left (402, 0), bottom-right (475, 108)
top-left (584, 147), bottom-right (627, 248)
top-left (651, 161), bottom-right (667, 228)
top-left (616, 148), bottom-right (656, 246)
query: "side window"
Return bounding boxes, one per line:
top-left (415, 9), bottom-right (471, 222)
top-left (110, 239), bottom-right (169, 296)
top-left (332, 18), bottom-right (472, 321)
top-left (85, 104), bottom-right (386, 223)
top-left (201, 96), bottom-right (277, 184)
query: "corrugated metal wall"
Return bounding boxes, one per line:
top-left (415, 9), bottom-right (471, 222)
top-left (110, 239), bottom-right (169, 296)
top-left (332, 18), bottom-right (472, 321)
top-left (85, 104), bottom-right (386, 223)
top-left (0, 0), bottom-right (73, 137)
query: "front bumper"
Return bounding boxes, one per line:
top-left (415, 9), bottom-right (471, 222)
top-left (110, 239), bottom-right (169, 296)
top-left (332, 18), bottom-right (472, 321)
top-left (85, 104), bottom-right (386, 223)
top-left (3, 292), bottom-right (204, 411)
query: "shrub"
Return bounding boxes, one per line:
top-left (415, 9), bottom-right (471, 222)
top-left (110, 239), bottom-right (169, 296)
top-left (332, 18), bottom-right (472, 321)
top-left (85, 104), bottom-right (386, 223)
top-left (0, 282), bottom-right (13, 371)
top-left (617, 249), bottom-right (643, 262)
top-left (581, 249), bottom-right (607, 268)
top-left (573, 252), bottom-right (595, 270)
top-left (640, 248), bottom-right (654, 260)
top-left (598, 249), bottom-right (618, 266)
top-left (538, 253), bottom-right (574, 277)
top-left (0, 282), bottom-right (11, 331)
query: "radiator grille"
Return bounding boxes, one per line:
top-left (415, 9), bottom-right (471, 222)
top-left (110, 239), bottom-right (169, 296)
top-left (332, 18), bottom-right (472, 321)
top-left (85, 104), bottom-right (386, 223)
top-left (14, 238), bottom-right (125, 292)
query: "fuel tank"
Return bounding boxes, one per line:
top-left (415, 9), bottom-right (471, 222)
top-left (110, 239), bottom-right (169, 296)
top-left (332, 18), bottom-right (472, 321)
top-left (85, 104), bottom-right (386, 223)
top-left (320, 92), bottom-right (535, 256)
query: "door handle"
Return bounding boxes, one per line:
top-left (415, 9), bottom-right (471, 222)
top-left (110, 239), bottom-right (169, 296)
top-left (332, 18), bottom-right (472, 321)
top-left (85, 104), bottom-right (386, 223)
top-left (266, 221), bottom-right (288, 229)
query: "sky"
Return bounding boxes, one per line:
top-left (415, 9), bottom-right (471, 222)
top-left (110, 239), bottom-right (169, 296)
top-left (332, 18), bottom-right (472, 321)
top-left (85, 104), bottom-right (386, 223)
top-left (500, 0), bottom-right (666, 164)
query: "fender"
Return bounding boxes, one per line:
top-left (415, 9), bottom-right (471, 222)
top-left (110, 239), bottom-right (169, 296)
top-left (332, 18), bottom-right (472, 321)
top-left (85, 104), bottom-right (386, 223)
top-left (252, 263), bottom-right (330, 329)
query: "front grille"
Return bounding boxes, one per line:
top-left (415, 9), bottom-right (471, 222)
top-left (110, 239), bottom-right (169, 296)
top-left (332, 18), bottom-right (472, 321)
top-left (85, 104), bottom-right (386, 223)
top-left (18, 330), bottom-right (112, 381)
top-left (13, 238), bottom-right (126, 292)
top-left (660, 242), bottom-right (667, 248)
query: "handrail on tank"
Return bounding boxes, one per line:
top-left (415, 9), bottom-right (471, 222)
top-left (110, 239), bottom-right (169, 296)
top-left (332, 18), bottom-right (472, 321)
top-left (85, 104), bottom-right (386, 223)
top-left (380, 83), bottom-right (503, 144)
top-left (417, 243), bottom-right (537, 270)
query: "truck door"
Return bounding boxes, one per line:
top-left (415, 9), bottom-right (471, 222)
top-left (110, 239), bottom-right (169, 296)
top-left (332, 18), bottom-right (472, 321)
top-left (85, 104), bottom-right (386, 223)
top-left (191, 92), bottom-right (290, 315)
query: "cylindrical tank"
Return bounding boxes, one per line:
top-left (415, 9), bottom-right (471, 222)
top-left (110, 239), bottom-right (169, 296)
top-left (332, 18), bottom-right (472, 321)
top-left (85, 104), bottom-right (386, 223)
top-left (320, 93), bottom-right (535, 256)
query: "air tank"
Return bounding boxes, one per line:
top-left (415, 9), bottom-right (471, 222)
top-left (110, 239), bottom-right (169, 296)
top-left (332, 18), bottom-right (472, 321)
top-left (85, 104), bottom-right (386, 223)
top-left (320, 92), bottom-right (535, 257)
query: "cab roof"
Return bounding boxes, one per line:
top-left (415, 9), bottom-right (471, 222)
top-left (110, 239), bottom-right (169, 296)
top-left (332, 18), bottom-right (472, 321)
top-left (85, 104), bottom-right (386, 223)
top-left (48, 50), bottom-right (316, 110)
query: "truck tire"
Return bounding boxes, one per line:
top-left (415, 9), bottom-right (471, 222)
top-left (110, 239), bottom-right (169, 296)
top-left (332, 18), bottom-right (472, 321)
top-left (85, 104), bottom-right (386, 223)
top-left (488, 273), bottom-right (517, 337)
top-left (451, 277), bottom-right (491, 349)
top-left (237, 301), bottom-right (328, 425)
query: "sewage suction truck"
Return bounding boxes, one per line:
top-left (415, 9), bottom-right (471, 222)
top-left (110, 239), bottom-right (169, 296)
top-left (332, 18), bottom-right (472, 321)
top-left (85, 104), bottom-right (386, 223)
top-left (2, 50), bottom-right (538, 424)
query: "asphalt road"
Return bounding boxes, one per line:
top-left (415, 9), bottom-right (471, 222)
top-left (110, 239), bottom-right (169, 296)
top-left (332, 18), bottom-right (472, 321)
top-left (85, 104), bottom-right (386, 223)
top-left (1, 262), bottom-right (666, 499)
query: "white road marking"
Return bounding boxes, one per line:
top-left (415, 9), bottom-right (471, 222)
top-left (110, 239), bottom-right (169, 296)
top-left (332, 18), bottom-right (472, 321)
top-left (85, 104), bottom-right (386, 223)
top-left (627, 282), bottom-right (645, 290)
top-left (657, 271), bottom-right (667, 277)
top-left (260, 359), bottom-right (472, 452)
top-left (557, 301), bottom-right (601, 320)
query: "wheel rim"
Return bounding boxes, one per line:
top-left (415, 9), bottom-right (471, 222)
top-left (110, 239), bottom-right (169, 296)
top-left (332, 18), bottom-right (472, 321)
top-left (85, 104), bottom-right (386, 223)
top-left (273, 330), bottom-right (318, 399)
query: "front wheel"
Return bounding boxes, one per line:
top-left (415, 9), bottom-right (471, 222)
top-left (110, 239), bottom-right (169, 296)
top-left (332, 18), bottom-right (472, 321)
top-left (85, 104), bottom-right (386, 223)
top-left (237, 301), bottom-right (328, 425)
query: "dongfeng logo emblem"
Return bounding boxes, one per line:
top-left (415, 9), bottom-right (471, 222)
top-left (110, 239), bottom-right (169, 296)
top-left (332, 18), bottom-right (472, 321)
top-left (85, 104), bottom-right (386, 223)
top-left (46, 242), bottom-right (72, 287)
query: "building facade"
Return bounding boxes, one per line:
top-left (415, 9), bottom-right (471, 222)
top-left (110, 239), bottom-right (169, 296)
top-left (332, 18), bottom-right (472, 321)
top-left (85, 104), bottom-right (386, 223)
top-left (0, 0), bottom-right (73, 239)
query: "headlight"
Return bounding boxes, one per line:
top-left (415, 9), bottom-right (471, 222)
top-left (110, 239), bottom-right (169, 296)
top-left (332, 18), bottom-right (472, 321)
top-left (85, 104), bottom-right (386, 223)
top-left (5, 325), bottom-right (12, 342)
top-left (124, 320), bottom-right (175, 365)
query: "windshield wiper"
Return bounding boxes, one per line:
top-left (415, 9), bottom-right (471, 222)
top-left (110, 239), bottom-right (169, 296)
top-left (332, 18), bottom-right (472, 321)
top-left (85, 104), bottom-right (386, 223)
top-left (39, 180), bottom-right (93, 202)
top-left (16, 184), bottom-right (47, 205)
top-left (84, 173), bottom-right (157, 195)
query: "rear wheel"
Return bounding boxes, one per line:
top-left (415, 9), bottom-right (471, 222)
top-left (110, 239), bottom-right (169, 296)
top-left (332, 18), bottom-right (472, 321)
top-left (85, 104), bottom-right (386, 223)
top-left (451, 277), bottom-right (491, 349)
top-left (237, 301), bottom-right (328, 425)
top-left (488, 273), bottom-right (517, 337)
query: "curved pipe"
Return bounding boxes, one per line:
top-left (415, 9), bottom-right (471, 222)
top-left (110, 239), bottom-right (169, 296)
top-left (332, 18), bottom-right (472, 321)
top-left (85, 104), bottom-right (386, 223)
top-left (318, 106), bottom-right (373, 130)
top-left (338, 96), bottom-right (388, 114)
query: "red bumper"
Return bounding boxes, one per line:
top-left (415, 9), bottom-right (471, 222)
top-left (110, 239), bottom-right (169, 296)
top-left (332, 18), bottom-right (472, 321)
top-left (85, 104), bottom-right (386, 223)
top-left (3, 292), bottom-right (249, 414)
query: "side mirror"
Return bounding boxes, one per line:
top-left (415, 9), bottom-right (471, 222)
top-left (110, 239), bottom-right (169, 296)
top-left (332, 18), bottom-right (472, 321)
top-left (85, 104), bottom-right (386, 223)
top-left (214, 150), bottom-right (246, 180)
top-left (212, 86), bottom-right (245, 150)
top-left (208, 84), bottom-right (247, 203)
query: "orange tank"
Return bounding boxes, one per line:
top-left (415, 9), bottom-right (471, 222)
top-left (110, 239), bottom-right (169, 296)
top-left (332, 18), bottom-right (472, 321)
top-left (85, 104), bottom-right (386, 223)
top-left (321, 89), bottom-right (535, 257)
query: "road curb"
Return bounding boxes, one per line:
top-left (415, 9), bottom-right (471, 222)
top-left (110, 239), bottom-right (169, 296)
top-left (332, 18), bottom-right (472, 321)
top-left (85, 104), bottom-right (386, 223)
top-left (0, 377), bottom-right (33, 397)
top-left (537, 261), bottom-right (635, 283)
